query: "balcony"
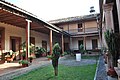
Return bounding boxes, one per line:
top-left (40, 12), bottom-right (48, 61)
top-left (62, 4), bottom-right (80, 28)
top-left (64, 27), bottom-right (98, 35)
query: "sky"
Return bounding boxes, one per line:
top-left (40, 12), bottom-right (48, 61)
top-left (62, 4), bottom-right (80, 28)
top-left (6, 0), bottom-right (99, 21)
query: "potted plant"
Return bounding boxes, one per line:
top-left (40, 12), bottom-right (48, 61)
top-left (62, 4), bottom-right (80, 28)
top-left (30, 43), bottom-right (35, 58)
top-left (19, 60), bottom-right (29, 67)
top-left (35, 47), bottom-right (40, 58)
top-left (104, 30), bottom-right (120, 77)
top-left (21, 42), bottom-right (35, 59)
top-left (29, 56), bottom-right (33, 63)
top-left (21, 52), bottom-right (26, 60)
top-left (39, 47), bottom-right (46, 57)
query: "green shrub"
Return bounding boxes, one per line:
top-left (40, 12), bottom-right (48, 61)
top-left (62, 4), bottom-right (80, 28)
top-left (19, 60), bottom-right (28, 64)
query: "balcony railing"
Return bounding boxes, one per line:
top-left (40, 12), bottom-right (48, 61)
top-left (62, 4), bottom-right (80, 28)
top-left (64, 27), bottom-right (98, 35)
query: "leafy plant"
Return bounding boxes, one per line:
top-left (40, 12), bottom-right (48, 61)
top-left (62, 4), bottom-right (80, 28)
top-left (29, 56), bottom-right (33, 59)
top-left (47, 55), bottom-right (52, 59)
top-left (19, 60), bottom-right (28, 64)
top-left (51, 43), bottom-right (61, 76)
top-left (61, 52), bottom-right (68, 56)
top-left (20, 42), bottom-right (35, 59)
top-left (79, 44), bottom-right (84, 53)
top-left (39, 47), bottom-right (46, 54)
top-left (104, 30), bottom-right (115, 55)
top-left (35, 47), bottom-right (46, 54)
top-left (104, 30), bottom-right (120, 67)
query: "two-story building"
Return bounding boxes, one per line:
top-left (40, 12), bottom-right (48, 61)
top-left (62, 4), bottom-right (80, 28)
top-left (49, 13), bottom-right (101, 52)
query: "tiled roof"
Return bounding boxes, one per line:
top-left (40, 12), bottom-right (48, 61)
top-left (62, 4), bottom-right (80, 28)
top-left (0, 0), bottom-right (63, 33)
top-left (49, 13), bottom-right (100, 24)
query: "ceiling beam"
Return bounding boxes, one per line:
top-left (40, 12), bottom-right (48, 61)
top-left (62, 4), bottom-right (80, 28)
top-left (31, 26), bottom-right (45, 29)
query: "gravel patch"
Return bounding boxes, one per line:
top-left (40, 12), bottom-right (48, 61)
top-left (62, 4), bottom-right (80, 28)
top-left (59, 59), bottom-right (96, 66)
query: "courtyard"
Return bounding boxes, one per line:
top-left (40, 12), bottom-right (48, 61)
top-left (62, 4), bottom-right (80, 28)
top-left (0, 54), bottom-right (100, 80)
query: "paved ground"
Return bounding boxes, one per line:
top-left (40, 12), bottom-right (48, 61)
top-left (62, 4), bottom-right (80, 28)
top-left (0, 57), bottom-right (50, 80)
top-left (95, 56), bottom-right (108, 80)
top-left (95, 56), bottom-right (118, 80)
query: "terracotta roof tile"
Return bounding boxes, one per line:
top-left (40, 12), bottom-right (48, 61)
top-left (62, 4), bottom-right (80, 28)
top-left (49, 13), bottom-right (100, 24)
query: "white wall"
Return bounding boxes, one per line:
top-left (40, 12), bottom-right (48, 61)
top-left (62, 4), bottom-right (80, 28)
top-left (0, 22), bottom-right (50, 51)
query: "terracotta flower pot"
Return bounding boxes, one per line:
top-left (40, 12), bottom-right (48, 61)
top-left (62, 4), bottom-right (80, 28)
top-left (107, 68), bottom-right (117, 77)
top-left (22, 64), bottom-right (28, 67)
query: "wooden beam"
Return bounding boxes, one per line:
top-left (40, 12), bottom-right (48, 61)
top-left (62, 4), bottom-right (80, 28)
top-left (50, 30), bottom-right (52, 55)
top-left (0, 16), bottom-right (19, 21)
top-left (0, 14), bottom-right (13, 18)
top-left (62, 34), bottom-right (64, 54)
top-left (31, 26), bottom-right (45, 29)
top-left (25, 19), bottom-right (32, 60)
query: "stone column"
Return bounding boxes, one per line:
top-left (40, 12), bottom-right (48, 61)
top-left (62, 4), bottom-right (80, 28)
top-left (70, 37), bottom-right (72, 50)
top-left (25, 19), bottom-right (32, 60)
top-left (50, 30), bottom-right (52, 55)
top-left (103, 3), bottom-right (114, 69)
top-left (103, 3), bottom-right (114, 31)
top-left (83, 36), bottom-right (86, 50)
top-left (116, 0), bottom-right (120, 32)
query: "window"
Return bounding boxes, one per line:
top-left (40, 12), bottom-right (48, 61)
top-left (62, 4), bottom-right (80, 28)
top-left (92, 39), bottom-right (98, 49)
top-left (78, 23), bottom-right (83, 32)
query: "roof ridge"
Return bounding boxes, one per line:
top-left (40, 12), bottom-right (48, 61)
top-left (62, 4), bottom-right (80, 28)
top-left (49, 13), bottom-right (100, 24)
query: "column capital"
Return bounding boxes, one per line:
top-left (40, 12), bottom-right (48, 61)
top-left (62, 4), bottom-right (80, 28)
top-left (103, 3), bottom-right (114, 12)
top-left (25, 19), bottom-right (32, 23)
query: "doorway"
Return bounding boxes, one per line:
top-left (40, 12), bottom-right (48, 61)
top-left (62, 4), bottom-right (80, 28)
top-left (0, 28), bottom-right (5, 63)
top-left (42, 40), bottom-right (47, 51)
top-left (78, 40), bottom-right (83, 49)
top-left (92, 39), bottom-right (98, 50)
top-left (10, 36), bottom-right (21, 60)
top-left (64, 43), bottom-right (69, 51)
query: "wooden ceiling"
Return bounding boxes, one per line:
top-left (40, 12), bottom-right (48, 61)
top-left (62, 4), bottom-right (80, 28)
top-left (0, 9), bottom-right (50, 34)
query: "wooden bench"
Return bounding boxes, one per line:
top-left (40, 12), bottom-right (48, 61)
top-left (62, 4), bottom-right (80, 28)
top-left (6, 54), bottom-right (16, 62)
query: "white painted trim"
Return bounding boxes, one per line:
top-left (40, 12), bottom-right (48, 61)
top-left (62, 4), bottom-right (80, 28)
top-left (26, 19), bottom-right (32, 57)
